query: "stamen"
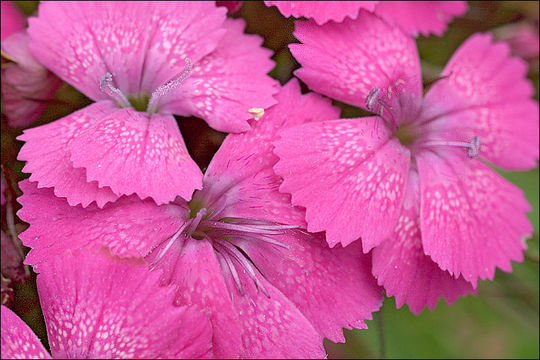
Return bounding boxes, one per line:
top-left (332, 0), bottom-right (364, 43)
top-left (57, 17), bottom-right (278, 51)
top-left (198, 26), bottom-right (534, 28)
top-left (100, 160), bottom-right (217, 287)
top-left (147, 57), bottom-right (192, 115)
top-left (208, 221), bottom-right (298, 235)
top-left (185, 208), bottom-right (207, 238)
top-left (228, 233), bottom-right (290, 250)
top-left (150, 221), bottom-right (190, 267)
top-left (424, 136), bottom-right (481, 158)
top-left (365, 88), bottom-right (397, 129)
top-left (99, 72), bottom-right (131, 108)
top-left (215, 243), bottom-right (244, 296)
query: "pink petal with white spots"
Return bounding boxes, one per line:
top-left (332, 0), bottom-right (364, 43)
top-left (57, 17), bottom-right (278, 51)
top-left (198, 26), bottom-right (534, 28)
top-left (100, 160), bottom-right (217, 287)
top-left (372, 171), bottom-right (475, 315)
top-left (69, 108), bottom-right (202, 203)
top-left (0, 1), bottom-right (25, 41)
top-left (420, 33), bottom-right (539, 170)
top-left (17, 180), bottom-right (186, 265)
top-left (265, 1), bottom-right (378, 25)
top-left (290, 11), bottom-right (422, 119)
top-left (17, 101), bottom-right (120, 208)
top-left (28, 1), bottom-right (226, 100)
top-left (417, 150), bottom-right (532, 287)
top-left (202, 79), bottom-right (339, 225)
top-left (220, 254), bottom-right (326, 358)
top-left (1, 31), bottom-right (62, 127)
top-left (36, 248), bottom-right (213, 359)
top-left (148, 237), bottom-right (243, 359)
top-left (240, 231), bottom-right (383, 343)
top-left (162, 18), bottom-right (278, 133)
top-left (1, 306), bottom-right (51, 359)
top-left (374, 1), bottom-right (468, 37)
top-left (274, 118), bottom-right (410, 250)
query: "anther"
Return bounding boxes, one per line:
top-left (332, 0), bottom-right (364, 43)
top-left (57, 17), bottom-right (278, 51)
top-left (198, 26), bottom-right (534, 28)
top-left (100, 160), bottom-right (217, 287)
top-left (424, 136), bottom-right (481, 158)
top-left (365, 88), bottom-right (397, 129)
top-left (99, 72), bottom-right (131, 108)
top-left (147, 58), bottom-right (192, 115)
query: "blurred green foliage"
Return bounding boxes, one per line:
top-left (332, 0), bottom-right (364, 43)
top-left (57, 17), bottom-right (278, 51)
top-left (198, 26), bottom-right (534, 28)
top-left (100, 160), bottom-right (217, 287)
top-left (2, 1), bottom-right (539, 359)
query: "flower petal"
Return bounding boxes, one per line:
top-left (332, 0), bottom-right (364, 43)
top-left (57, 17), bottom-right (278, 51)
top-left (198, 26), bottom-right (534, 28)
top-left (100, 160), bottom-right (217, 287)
top-left (290, 11), bottom-right (422, 119)
top-left (36, 248), bottom-right (213, 359)
top-left (240, 231), bottom-right (383, 343)
top-left (0, 1), bottom-right (25, 41)
top-left (274, 118), bottom-right (410, 250)
top-left (161, 18), bottom-right (278, 133)
top-left (372, 171), bottom-right (475, 314)
top-left (417, 150), bottom-right (532, 287)
top-left (264, 1), bottom-right (378, 25)
top-left (374, 1), bottom-right (468, 37)
top-left (420, 33), bottom-right (539, 170)
top-left (1, 306), bottom-right (51, 359)
top-left (69, 108), bottom-right (202, 203)
top-left (28, 1), bottom-right (226, 100)
top-left (17, 180), bottom-right (186, 264)
top-left (17, 101), bottom-right (121, 208)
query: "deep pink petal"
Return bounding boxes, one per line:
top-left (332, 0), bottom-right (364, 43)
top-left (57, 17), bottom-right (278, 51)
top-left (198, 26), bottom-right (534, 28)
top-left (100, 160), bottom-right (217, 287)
top-left (17, 101), bottom-right (121, 208)
top-left (1, 306), bottom-right (51, 359)
top-left (148, 237), bottom-right (243, 359)
top-left (28, 1), bottom-right (226, 100)
top-left (17, 180), bottom-right (186, 264)
top-left (374, 1), bottom-right (468, 37)
top-left (290, 11), bottom-right (422, 118)
top-left (216, 1), bottom-right (243, 14)
top-left (274, 118), bottom-right (410, 250)
top-left (220, 253), bottom-right (326, 358)
top-left (36, 248), bottom-right (213, 359)
top-left (0, 1), bottom-right (25, 40)
top-left (240, 231), bottom-right (383, 342)
top-left (265, 1), bottom-right (377, 25)
top-left (420, 33), bottom-right (539, 170)
top-left (162, 18), bottom-right (278, 133)
top-left (417, 150), bottom-right (532, 287)
top-left (372, 171), bottom-right (475, 314)
top-left (69, 108), bottom-right (202, 203)
top-left (1, 31), bottom-right (62, 127)
top-left (202, 79), bottom-right (339, 226)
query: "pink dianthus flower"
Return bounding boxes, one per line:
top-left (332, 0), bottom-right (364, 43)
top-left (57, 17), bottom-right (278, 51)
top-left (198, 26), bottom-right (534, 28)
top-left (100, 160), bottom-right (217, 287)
top-left (273, 11), bottom-right (538, 313)
top-left (17, 1), bottom-right (277, 207)
top-left (1, 248), bottom-right (213, 359)
top-left (18, 80), bottom-right (383, 358)
top-left (265, 1), bottom-right (467, 36)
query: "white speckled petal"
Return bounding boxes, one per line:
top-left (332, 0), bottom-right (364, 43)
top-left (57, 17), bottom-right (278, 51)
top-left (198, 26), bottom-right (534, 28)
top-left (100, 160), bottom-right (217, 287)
top-left (417, 149), bottom-right (532, 287)
top-left (161, 18), bottom-right (278, 133)
top-left (420, 33), bottom-right (539, 170)
top-left (36, 248), bottom-right (213, 359)
top-left (17, 180), bottom-right (187, 265)
top-left (201, 79), bottom-right (339, 226)
top-left (264, 1), bottom-right (378, 25)
top-left (17, 101), bottom-right (121, 208)
top-left (274, 118), bottom-right (410, 250)
top-left (28, 1), bottom-right (226, 100)
top-left (372, 171), bottom-right (475, 315)
top-left (240, 231), bottom-right (383, 343)
top-left (290, 11), bottom-right (422, 118)
top-left (68, 108), bottom-right (202, 203)
top-left (374, 1), bottom-right (468, 37)
top-left (1, 306), bottom-right (51, 359)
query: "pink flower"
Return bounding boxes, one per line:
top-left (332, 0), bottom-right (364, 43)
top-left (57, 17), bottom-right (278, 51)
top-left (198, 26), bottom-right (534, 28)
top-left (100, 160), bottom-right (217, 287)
top-left (18, 80), bottom-right (383, 358)
top-left (0, 248), bottom-right (213, 359)
top-left (493, 21), bottom-right (539, 61)
top-left (273, 11), bottom-right (538, 313)
top-left (17, 1), bottom-right (277, 207)
top-left (0, 1), bottom-right (25, 41)
top-left (265, 1), bottom-right (467, 36)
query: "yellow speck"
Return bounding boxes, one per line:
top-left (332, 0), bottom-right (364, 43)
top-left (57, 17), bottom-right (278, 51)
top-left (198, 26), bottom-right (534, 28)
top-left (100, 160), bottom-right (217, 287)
top-left (249, 108), bottom-right (264, 120)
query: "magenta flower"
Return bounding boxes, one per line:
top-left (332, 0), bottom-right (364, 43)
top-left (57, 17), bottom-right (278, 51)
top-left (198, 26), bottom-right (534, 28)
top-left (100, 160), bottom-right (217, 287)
top-left (17, 1), bottom-right (277, 207)
top-left (273, 11), bottom-right (538, 312)
top-left (265, 1), bottom-right (467, 36)
top-left (0, 248), bottom-right (212, 359)
top-left (18, 80), bottom-right (383, 358)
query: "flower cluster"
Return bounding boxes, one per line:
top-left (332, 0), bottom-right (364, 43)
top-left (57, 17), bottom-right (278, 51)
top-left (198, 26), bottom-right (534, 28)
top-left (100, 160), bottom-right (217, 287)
top-left (1, 1), bottom-right (537, 359)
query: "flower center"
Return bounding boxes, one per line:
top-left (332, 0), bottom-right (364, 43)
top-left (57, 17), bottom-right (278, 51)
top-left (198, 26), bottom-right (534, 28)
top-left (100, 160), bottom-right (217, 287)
top-left (99, 58), bottom-right (192, 115)
top-left (147, 197), bottom-right (297, 298)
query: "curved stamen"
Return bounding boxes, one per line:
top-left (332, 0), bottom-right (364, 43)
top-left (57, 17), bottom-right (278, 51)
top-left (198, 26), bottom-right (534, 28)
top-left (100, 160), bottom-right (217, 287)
top-left (424, 136), bottom-right (481, 158)
top-left (214, 242), bottom-right (244, 296)
top-left (150, 221), bottom-right (190, 267)
top-left (185, 208), bottom-right (207, 238)
top-left (147, 57), bottom-right (192, 115)
top-left (99, 72), bottom-right (131, 108)
top-left (208, 221), bottom-right (298, 235)
top-left (365, 88), bottom-right (397, 129)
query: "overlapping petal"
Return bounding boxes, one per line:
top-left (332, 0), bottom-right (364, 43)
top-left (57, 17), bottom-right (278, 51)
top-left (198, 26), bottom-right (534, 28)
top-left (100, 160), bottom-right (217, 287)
top-left (1, 306), bottom-right (51, 359)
